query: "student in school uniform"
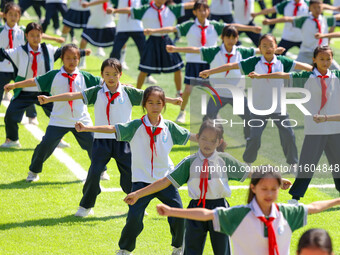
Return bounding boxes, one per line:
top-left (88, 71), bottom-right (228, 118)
top-left (248, 45), bottom-right (340, 203)
top-left (123, 120), bottom-right (254, 255)
top-left (144, 1), bottom-right (261, 123)
top-left (209, 0), bottom-right (233, 24)
top-left (155, 167), bottom-right (340, 255)
top-left (42, 0), bottom-right (68, 34)
top-left (0, 23), bottom-right (90, 148)
top-left (4, 44), bottom-right (102, 182)
top-left (297, 229), bottom-right (334, 255)
top-left (199, 34), bottom-right (313, 166)
top-left (79, 0), bottom-right (116, 67)
top-left (37, 58), bottom-right (183, 216)
top-left (251, 0), bottom-right (309, 55)
top-left (61, 0), bottom-right (90, 44)
top-left (262, 0), bottom-right (340, 69)
top-left (74, 85), bottom-right (197, 255)
top-left (111, 0), bottom-right (194, 94)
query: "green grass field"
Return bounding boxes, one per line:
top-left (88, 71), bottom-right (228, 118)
top-left (1, 1), bottom-right (340, 254)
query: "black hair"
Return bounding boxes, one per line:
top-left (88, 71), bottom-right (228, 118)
top-left (101, 58), bottom-right (122, 74)
top-left (309, 0), bottom-right (322, 6)
top-left (142, 86), bottom-right (166, 112)
top-left (312, 45), bottom-right (334, 69)
top-left (259, 34), bottom-right (277, 46)
top-left (25, 22), bottom-right (43, 35)
top-left (197, 120), bottom-right (226, 152)
top-left (61, 43), bottom-right (80, 60)
top-left (221, 25), bottom-right (238, 38)
top-left (193, 0), bottom-right (209, 11)
top-left (2, 2), bottom-right (21, 23)
top-left (247, 166), bottom-right (282, 203)
top-left (297, 229), bottom-right (333, 255)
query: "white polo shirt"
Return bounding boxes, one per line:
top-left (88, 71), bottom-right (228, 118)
top-left (112, 0), bottom-right (145, 32)
top-left (275, 0), bottom-right (309, 42)
top-left (131, 3), bottom-right (184, 36)
top-left (35, 67), bottom-right (101, 127)
top-left (82, 82), bottom-right (144, 139)
top-left (292, 14), bottom-right (335, 53)
top-left (291, 69), bottom-right (340, 135)
top-left (232, 0), bottom-right (255, 25)
top-left (210, 0), bottom-right (232, 15)
top-left (239, 55), bottom-right (296, 113)
top-left (46, 0), bottom-right (67, 3)
top-left (213, 198), bottom-right (308, 255)
top-left (115, 114), bottom-right (190, 183)
top-left (176, 19), bottom-right (225, 63)
top-left (69, 0), bottom-right (89, 11)
top-left (86, 0), bottom-right (115, 28)
top-left (200, 44), bottom-right (255, 98)
top-left (22, 44), bottom-right (43, 92)
top-left (0, 23), bottom-right (25, 73)
top-left (167, 149), bottom-right (248, 200)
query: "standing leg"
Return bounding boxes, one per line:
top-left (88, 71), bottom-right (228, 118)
top-left (110, 32), bottom-right (130, 59)
top-left (113, 140), bottom-right (132, 194)
top-left (174, 70), bottom-right (182, 93)
top-left (136, 71), bottom-right (148, 89)
top-left (42, 3), bottom-right (58, 32)
top-left (244, 21), bottom-right (261, 47)
top-left (130, 31), bottom-right (146, 59)
top-left (205, 96), bottom-right (230, 120)
top-left (324, 134), bottom-right (340, 193)
top-left (71, 128), bottom-right (94, 159)
top-left (0, 72), bottom-right (14, 106)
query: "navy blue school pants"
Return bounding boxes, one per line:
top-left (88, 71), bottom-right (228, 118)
top-left (209, 14), bottom-right (234, 24)
top-left (110, 31), bottom-right (145, 60)
top-left (119, 182), bottom-right (184, 252)
top-left (237, 21), bottom-right (261, 47)
top-left (0, 72), bottom-right (15, 106)
top-left (289, 134), bottom-right (340, 199)
top-left (25, 104), bottom-right (37, 118)
top-left (80, 138), bottom-right (132, 209)
top-left (278, 39), bottom-right (302, 56)
top-left (5, 92), bottom-right (52, 141)
top-left (42, 3), bottom-right (68, 32)
top-left (243, 113), bottom-right (298, 164)
top-left (29, 125), bottom-right (94, 173)
top-left (205, 96), bottom-right (251, 139)
top-left (184, 199), bottom-right (230, 255)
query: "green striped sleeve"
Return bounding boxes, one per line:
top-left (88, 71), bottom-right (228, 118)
top-left (239, 56), bottom-right (261, 75)
top-left (123, 86), bottom-right (144, 106)
top-left (115, 119), bottom-right (142, 142)
top-left (176, 21), bottom-right (194, 37)
top-left (278, 204), bottom-right (308, 232)
top-left (164, 120), bottom-right (190, 145)
top-left (82, 85), bottom-right (102, 105)
top-left (168, 156), bottom-right (194, 188)
top-left (200, 46), bottom-right (220, 64)
top-left (35, 70), bottom-right (60, 93)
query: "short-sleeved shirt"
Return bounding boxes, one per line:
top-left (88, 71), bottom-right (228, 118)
top-left (200, 44), bottom-right (256, 98)
top-left (231, 0), bottom-right (255, 25)
top-left (115, 114), bottom-right (190, 183)
top-left (239, 55), bottom-right (295, 113)
top-left (176, 18), bottom-right (225, 63)
top-left (0, 23), bottom-right (25, 73)
top-left (35, 67), bottom-right (101, 127)
top-left (167, 149), bottom-right (248, 199)
top-left (292, 14), bottom-right (335, 53)
top-left (111, 0), bottom-right (145, 32)
top-left (69, 0), bottom-right (89, 11)
top-left (131, 2), bottom-right (184, 36)
top-left (210, 0), bottom-right (232, 15)
top-left (290, 69), bottom-right (340, 135)
top-left (46, 0), bottom-right (67, 3)
top-left (86, 0), bottom-right (116, 28)
top-left (82, 82), bottom-right (144, 139)
top-left (212, 198), bottom-right (308, 255)
top-left (275, 0), bottom-right (309, 42)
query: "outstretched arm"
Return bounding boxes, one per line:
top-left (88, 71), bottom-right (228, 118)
top-left (42, 33), bottom-right (65, 44)
top-left (38, 92), bottom-right (83, 105)
top-left (166, 45), bottom-right (200, 54)
top-left (295, 62), bottom-right (313, 71)
top-left (248, 71), bottom-right (290, 79)
top-left (144, 27), bottom-right (177, 36)
top-left (157, 204), bottom-right (214, 221)
top-left (308, 198), bottom-right (340, 214)
top-left (199, 63), bottom-right (239, 78)
top-left (75, 122), bottom-right (116, 133)
top-left (4, 78), bottom-right (36, 92)
top-left (82, 0), bottom-right (108, 8)
top-left (263, 16), bottom-right (293, 25)
top-left (316, 32), bottom-right (340, 39)
top-left (313, 114), bottom-right (340, 123)
top-left (165, 96), bottom-right (183, 106)
top-left (232, 23), bottom-right (262, 34)
top-left (251, 7), bottom-right (276, 18)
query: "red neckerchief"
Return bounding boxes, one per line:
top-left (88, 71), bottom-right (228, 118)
top-left (198, 25), bottom-right (208, 46)
top-left (30, 51), bottom-right (40, 77)
top-left (265, 62), bottom-right (274, 73)
top-left (105, 90), bottom-right (120, 125)
top-left (244, 0), bottom-right (248, 17)
top-left (61, 73), bottom-right (78, 116)
top-left (197, 158), bottom-right (209, 208)
top-left (103, 2), bottom-right (108, 11)
top-left (313, 18), bottom-right (322, 45)
top-left (141, 115), bottom-right (163, 177)
top-left (8, 29), bottom-right (13, 49)
top-left (293, 2), bottom-right (302, 16)
top-left (317, 74), bottom-right (329, 113)
top-left (225, 53), bottom-right (233, 76)
top-left (150, 1), bottom-right (165, 28)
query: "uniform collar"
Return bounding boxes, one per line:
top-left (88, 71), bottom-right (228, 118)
top-left (5, 22), bottom-right (18, 31)
top-left (61, 66), bottom-right (80, 76)
top-left (195, 18), bottom-right (210, 27)
top-left (103, 81), bottom-right (122, 94)
top-left (261, 55), bottom-right (278, 65)
top-left (221, 44), bottom-right (237, 55)
top-left (143, 114), bottom-right (166, 129)
top-left (197, 149), bottom-right (218, 162)
top-left (313, 68), bottom-right (331, 77)
top-left (250, 198), bottom-right (278, 219)
top-left (28, 43), bottom-right (42, 54)
top-left (309, 13), bottom-right (322, 21)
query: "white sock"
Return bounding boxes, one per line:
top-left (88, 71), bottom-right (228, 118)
top-left (79, 57), bottom-right (86, 67)
top-left (61, 33), bottom-right (68, 45)
top-left (120, 49), bottom-right (126, 63)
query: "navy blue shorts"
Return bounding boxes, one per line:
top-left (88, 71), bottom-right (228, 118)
top-left (184, 62), bottom-right (210, 85)
top-left (63, 9), bottom-right (90, 28)
top-left (81, 27), bottom-right (116, 47)
top-left (139, 35), bottom-right (184, 74)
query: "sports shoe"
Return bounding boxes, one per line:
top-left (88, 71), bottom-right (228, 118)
top-left (28, 117), bottom-right (39, 125)
top-left (175, 111), bottom-right (186, 124)
top-left (145, 76), bottom-right (157, 84)
top-left (26, 171), bottom-right (39, 182)
top-left (71, 37), bottom-right (79, 44)
top-left (57, 140), bottom-right (70, 148)
top-left (121, 61), bottom-right (129, 70)
top-left (75, 206), bottom-right (94, 217)
top-left (100, 171), bottom-right (110, 181)
top-left (79, 57), bottom-right (86, 69)
top-left (96, 47), bottom-right (106, 57)
top-left (287, 199), bottom-right (299, 205)
top-left (0, 140), bottom-right (21, 148)
top-left (115, 250), bottom-right (132, 255)
top-left (54, 29), bottom-right (62, 36)
top-left (172, 247), bottom-right (183, 255)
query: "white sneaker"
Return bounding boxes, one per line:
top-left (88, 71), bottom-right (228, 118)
top-left (100, 171), bottom-right (110, 181)
top-left (172, 247), bottom-right (183, 255)
top-left (71, 37), bottom-right (79, 44)
top-left (116, 250), bottom-right (132, 255)
top-left (0, 140), bottom-right (21, 148)
top-left (96, 47), bottom-right (106, 57)
top-left (54, 29), bottom-right (62, 36)
top-left (75, 206), bottom-right (94, 217)
top-left (57, 140), bottom-right (70, 148)
top-left (145, 76), bottom-right (157, 84)
top-left (121, 61), bottom-right (129, 70)
top-left (28, 117), bottom-right (39, 125)
top-left (26, 171), bottom-right (39, 182)
top-left (175, 111), bottom-right (186, 124)
top-left (288, 199), bottom-right (299, 205)
top-left (3, 92), bottom-right (11, 101)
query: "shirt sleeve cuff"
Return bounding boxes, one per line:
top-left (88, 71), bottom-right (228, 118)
top-left (35, 78), bottom-right (42, 92)
top-left (212, 208), bottom-right (221, 232)
top-left (114, 124), bottom-right (121, 141)
top-left (166, 175), bottom-right (181, 189)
